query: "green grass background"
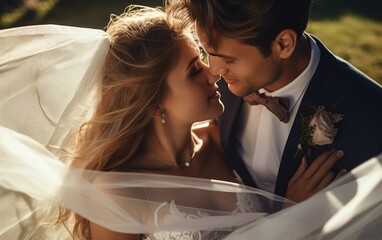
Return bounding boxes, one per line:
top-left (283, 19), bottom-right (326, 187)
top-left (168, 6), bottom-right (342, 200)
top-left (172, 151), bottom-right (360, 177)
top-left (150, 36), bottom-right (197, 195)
top-left (1, 0), bottom-right (381, 84)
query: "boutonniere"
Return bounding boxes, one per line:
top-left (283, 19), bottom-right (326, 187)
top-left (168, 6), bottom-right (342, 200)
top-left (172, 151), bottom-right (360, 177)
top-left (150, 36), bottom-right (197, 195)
top-left (295, 105), bottom-right (344, 158)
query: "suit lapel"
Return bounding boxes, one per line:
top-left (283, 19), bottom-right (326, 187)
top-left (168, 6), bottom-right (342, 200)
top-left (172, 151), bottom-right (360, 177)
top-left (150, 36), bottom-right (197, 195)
top-left (274, 36), bottom-right (339, 196)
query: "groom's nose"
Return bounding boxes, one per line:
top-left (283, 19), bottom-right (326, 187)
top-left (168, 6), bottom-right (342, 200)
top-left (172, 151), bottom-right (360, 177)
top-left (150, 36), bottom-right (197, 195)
top-left (204, 64), bottom-right (220, 85)
top-left (208, 56), bottom-right (228, 77)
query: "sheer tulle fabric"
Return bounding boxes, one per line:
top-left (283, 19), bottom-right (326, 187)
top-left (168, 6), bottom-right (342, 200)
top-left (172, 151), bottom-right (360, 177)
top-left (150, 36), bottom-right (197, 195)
top-left (224, 155), bottom-right (382, 240)
top-left (1, 25), bottom-right (382, 240)
top-left (0, 127), bottom-right (288, 238)
top-left (0, 24), bottom-right (108, 152)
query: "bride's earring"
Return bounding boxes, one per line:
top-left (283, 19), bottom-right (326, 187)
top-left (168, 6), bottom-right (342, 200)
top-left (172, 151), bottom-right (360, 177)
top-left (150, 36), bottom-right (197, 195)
top-left (161, 113), bottom-right (166, 124)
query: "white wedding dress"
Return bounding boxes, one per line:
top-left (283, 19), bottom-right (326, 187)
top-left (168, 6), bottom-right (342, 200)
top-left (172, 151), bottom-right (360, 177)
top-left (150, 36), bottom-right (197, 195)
top-left (142, 192), bottom-right (263, 240)
top-left (1, 25), bottom-right (382, 240)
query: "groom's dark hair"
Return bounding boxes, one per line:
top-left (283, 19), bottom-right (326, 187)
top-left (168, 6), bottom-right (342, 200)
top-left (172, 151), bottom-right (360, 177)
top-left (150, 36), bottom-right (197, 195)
top-left (166, 0), bottom-right (311, 56)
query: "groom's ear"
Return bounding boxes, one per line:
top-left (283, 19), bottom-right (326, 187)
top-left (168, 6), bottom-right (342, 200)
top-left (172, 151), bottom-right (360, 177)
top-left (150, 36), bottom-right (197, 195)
top-left (274, 29), bottom-right (297, 59)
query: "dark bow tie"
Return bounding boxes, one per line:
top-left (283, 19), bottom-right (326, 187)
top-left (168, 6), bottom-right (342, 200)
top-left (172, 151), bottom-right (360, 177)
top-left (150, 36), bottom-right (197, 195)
top-left (243, 92), bottom-right (290, 123)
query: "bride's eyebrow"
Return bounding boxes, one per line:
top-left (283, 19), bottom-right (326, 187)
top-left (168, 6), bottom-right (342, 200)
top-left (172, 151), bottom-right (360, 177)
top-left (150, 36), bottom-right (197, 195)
top-left (186, 56), bottom-right (199, 71)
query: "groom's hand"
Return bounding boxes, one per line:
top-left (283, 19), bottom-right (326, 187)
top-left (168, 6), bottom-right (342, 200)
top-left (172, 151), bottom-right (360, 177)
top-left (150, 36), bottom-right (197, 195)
top-left (286, 150), bottom-right (347, 203)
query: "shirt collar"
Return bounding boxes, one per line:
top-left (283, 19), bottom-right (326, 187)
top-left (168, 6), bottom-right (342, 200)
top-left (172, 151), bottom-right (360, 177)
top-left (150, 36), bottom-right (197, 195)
top-left (259, 34), bottom-right (321, 112)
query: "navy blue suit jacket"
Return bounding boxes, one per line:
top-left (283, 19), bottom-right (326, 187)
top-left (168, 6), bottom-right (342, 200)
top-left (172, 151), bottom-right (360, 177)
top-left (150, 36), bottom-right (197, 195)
top-left (217, 36), bottom-right (382, 197)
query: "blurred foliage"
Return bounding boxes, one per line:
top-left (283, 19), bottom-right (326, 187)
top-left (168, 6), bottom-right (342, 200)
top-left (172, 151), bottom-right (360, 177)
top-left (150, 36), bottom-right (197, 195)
top-left (35, 0), bottom-right (161, 29)
top-left (310, 0), bottom-right (381, 21)
top-left (0, 0), bottom-right (161, 29)
top-left (0, 0), bottom-right (58, 28)
top-left (308, 0), bottom-right (382, 83)
top-left (308, 15), bottom-right (382, 83)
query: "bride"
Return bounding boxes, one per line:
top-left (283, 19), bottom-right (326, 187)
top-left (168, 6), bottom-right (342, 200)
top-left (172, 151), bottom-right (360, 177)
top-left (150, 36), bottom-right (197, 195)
top-left (1, 5), bottom-right (382, 240)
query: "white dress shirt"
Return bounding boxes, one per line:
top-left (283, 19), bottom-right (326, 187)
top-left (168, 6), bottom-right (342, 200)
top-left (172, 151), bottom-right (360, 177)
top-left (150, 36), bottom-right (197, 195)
top-left (236, 35), bottom-right (321, 192)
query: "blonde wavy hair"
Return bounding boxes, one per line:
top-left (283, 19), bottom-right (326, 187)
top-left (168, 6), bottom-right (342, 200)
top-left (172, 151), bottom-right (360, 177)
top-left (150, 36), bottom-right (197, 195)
top-left (58, 5), bottom-right (190, 240)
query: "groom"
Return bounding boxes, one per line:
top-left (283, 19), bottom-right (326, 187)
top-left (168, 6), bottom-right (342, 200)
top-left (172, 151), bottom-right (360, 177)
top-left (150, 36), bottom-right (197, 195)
top-left (167, 0), bottom-right (382, 197)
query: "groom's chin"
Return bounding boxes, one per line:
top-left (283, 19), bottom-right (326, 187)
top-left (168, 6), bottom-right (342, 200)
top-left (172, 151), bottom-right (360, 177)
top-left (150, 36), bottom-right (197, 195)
top-left (227, 84), bottom-right (248, 98)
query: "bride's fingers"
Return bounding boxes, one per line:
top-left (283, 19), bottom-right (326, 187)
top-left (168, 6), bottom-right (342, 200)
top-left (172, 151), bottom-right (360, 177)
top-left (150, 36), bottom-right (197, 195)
top-left (310, 150), bottom-right (344, 184)
top-left (304, 150), bottom-right (335, 179)
top-left (334, 169), bottom-right (347, 181)
top-left (288, 157), bottom-right (308, 186)
top-left (308, 151), bottom-right (343, 188)
top-left (315, 171), bottom-right (335, 190)
top-left (315, 168), bottom-right (346, 192)
top-left (287, 151), bottom-right (344, 203)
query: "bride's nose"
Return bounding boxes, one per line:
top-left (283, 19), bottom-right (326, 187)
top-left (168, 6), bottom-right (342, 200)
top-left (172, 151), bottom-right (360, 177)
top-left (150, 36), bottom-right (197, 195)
top-left (208, 75), bottom-right (221, 85)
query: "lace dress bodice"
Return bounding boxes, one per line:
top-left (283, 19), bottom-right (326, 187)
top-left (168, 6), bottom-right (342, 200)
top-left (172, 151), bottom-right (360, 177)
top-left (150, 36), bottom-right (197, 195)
top-left (142, 193), bottom-right (263, 240)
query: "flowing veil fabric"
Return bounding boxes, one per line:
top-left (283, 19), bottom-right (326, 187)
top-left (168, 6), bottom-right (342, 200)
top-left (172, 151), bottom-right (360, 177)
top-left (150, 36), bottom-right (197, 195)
top-left (1, 25), bottom-right (382, 240)
top-left (0, 126), bottom-right (286, 238)
top-left (0, 24), bottom-right (109, 153)
top-left (224, 154), bottom-right (382, 240)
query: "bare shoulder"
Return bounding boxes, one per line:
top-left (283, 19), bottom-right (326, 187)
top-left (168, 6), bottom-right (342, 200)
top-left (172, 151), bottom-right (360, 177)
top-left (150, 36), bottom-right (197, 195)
top-left (192, 120), bottom-right (221, 148)
top-left (192, 120), bottom-right (236, 182)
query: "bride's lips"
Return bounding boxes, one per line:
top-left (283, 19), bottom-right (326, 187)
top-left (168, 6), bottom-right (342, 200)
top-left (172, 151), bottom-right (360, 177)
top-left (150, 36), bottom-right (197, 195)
top-left (208, 90), bottom-right (221, 100)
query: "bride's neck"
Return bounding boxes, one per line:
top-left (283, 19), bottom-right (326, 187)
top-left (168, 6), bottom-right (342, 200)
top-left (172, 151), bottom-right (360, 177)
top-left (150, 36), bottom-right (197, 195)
top-left (146, 121), bottom-right (199, 166)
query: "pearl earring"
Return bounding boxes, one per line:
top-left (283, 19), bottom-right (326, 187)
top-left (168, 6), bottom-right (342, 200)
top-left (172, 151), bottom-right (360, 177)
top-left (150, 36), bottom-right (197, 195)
top-left (161, 113), bottom-right (166, 124)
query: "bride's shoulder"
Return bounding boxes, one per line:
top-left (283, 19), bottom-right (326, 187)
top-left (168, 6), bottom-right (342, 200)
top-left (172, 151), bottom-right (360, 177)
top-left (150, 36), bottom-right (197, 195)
top-left (192, 120), bottom-right (221, 147)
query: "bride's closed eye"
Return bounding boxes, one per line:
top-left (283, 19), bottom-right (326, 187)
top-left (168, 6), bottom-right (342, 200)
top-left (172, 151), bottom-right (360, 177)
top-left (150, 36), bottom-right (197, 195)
top-left (190, 66), bottom-right (202, 77)
top-left (224, 58), bottom-right (236, 64)
top-left (189, 60), bottom-right (203, 77)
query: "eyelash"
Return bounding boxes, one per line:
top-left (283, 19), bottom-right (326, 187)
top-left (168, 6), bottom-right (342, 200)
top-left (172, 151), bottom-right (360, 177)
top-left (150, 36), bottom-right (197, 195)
top-left (190, 67), bottom-right (203, 77)
top-left (224, 59), bottom-right (235, 64)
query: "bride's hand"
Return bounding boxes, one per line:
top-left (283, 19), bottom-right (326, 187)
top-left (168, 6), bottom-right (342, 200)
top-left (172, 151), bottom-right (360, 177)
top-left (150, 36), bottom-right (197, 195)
top-left (286, 150), bottom-right (347, 203)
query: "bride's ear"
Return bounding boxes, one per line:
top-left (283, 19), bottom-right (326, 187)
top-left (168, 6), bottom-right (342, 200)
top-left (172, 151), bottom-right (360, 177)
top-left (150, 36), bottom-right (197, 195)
top-left (153, 106), bottom-right (167, 124)
top-left (152, 105), bottom-right (164, 120)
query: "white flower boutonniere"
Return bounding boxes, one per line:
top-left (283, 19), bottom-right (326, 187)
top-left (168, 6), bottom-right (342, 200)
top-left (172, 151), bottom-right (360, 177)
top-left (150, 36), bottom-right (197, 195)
top-left (296, 105), bottom-right (344, 158)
